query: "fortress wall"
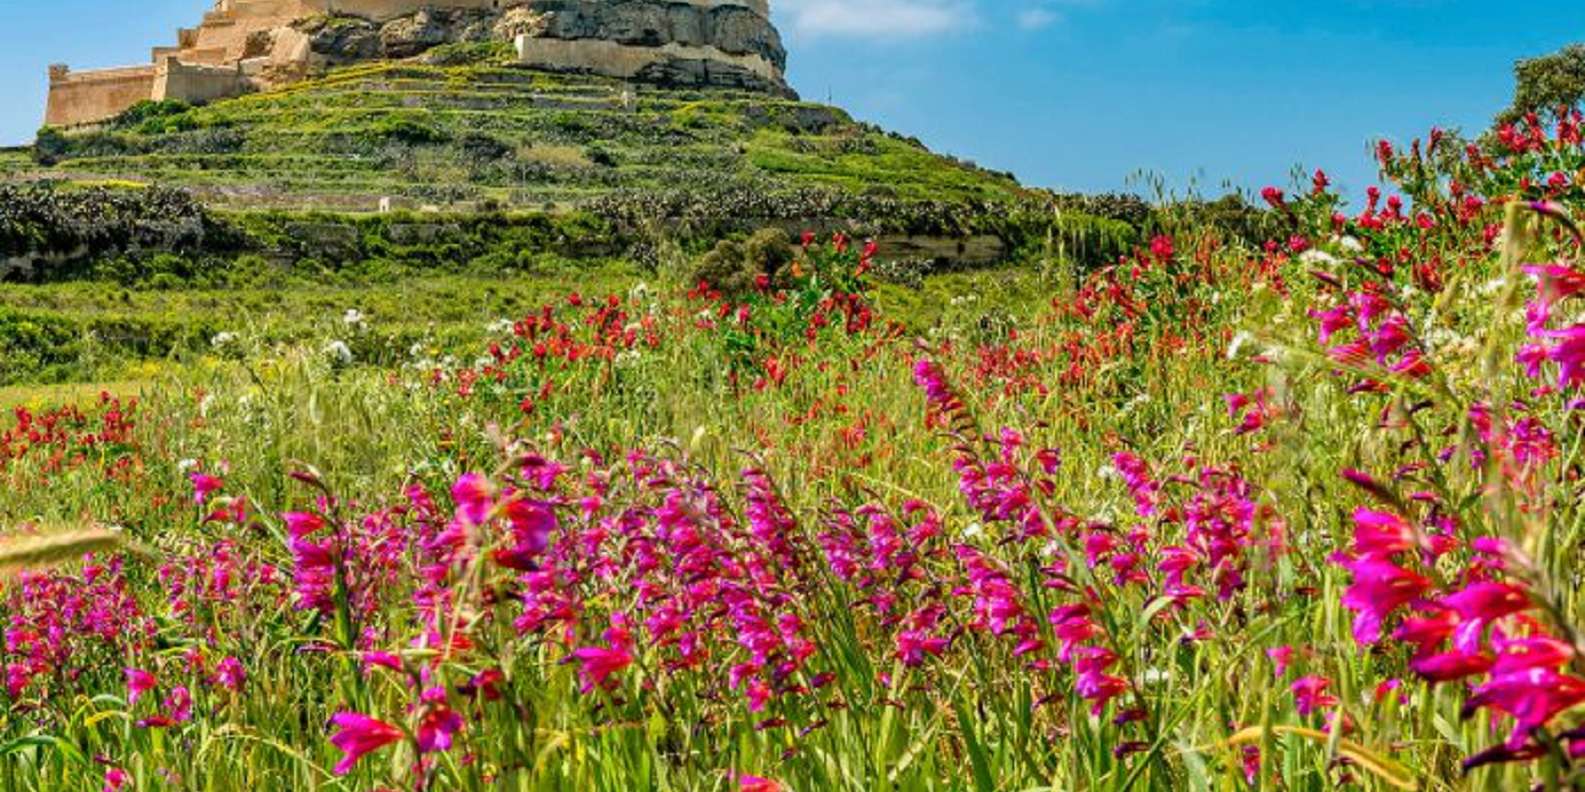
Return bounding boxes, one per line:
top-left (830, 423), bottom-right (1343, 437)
top-left (45, 65), bottom-right (158, 127)
top-left (516, 35), bottom-right (777, 82)
top-left (155, 60), bottom-right (253, 105)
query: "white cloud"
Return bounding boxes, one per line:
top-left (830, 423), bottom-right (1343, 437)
top-left (1017, 8), bottom-right (1060, 30)
top-left (777, 0), bottom-right (977, 39)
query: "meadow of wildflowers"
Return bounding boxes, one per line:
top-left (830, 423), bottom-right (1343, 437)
top-left (3, 110), bottom-right (1585, 791)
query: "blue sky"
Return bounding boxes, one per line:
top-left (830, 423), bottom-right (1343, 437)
top-left (3, 0), bottom-right (1585, 200)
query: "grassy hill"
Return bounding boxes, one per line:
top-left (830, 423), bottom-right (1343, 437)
top-left (0, 56), bottom-right (1154, 387)
top-left (20, 58), bottom-right (1028, 213)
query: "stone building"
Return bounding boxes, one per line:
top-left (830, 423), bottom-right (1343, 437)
top-left (44, 0), bottom-right (787, 128)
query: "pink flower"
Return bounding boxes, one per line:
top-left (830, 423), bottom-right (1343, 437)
top-left (125, 667), bottom-right (156, 707)
top-left (1266, 645), bottom-right (1293, 679)
top-left (739, 775), bottom-right (783, 792)
top-left (1340, 557), bottom-right (1430, 644)
top-left (1466, 669), bottom-right (1585, 749)
top-left (1439, 581), bottom-right (1531, 623)
top-left (1543, 325), bottom-right (1585, 388)
top-left (1291, 676), bottom-right (1338, 716)
top-left (1350, 508), bottom-right (1413, 557)
top-left (1523, 264), bottom-right (1585, 312)
top-left (569, 644), bottom-right (633, 694)
top-left (360, 651), bottom-right (403, 673)
top-left (493, 498), bottom-right (557, 570)
top-left (103, 768), bottom-right (129, 792)
top-left (451, 473), bottom-right (494, 527)
top-left (165, 686), bottom-right (192, 723)
top-left (328, 712), bottom-right (404, 776)
top-left (1410, 651), bottom-right (1494, 682)
top-left (416, 687), bottom-right (464, 754)
top-left (189, 473), bottom-right (223, 504)
top-left (215, 656), bottom-right (245, 691)
top-left (283, 512), bottom-right (326, 538)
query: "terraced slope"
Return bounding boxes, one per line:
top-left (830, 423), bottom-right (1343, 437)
top-left (19, 59), bottom-right (1029, 212)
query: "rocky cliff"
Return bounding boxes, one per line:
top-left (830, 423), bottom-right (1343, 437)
top-left (299, 1), bottom-right (793, 95)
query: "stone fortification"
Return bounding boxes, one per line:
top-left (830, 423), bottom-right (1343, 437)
top-left (45, 0), bottom-right (787, 127)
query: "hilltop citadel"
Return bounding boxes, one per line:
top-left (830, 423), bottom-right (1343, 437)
top-left (46, 0), bottom-right (790, 127)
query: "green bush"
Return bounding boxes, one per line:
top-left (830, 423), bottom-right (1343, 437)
top-left (371, 115), bottom-right (449, 145)
top-left (32, 127), bottom-right (70, 165)
top-left (692, 228), bottom-right (795, 296)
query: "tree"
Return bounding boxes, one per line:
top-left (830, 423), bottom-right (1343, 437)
top-left (1497, 43), bottom-right (1585, 125)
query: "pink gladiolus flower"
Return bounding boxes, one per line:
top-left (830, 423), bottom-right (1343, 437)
top-left (283, 512), bottom-right (326, 538)
top-left (1267, 646), bottom-right (1293, 679)
top-left (125, 667), bottom-right (156, 707)
top-left (189, 473), bottom-right (222, 504)
top-left (1465, 669), bottom-right (1585, 749)
top-left (1410, 651), bottom-right (1494, 682)
top-left (1392, 610), bottom-right (1459, 657)
top-left (361, 651), bottom-right (403, 673)
top-left (1543, 325), bottom-right (1585, 388)
top-left (1523, 264), bottom-right (1585, 312)
top-left (1350, 508), bottom-right (1414, 557)
top-left (215, 656), bottom-right (245, 691)
top-left (1291, 676), bottom-right (1339, 716)
top-left (912, 358), bottom-right (954, 407)
top-left (165, 686), bottom-right (192, 723)
top-left (1440, 581), bottom-right (1531, 623)
top-left (493, 498), bottom-right (557, 570)
top-left (328, 712), bottom-right (404, 776)
top-left (569, 644), bottom-right (633, 694)
top-left (452, 473), bottom-right (494, 527)
top-left (1341, 557), bottom-right (1431, 644)
top-left (416, 687), bottom-right (463, 754)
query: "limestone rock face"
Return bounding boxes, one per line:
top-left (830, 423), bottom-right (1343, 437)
top-left (531, 2), bottom-right (787, 72)
top-left (380, 10), bottom-right (452, 58)
top-left (302, 17), bottom-right (381, 61)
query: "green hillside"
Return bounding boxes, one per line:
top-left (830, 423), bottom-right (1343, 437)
top-left (20, 58), bottom-right (1028, 212)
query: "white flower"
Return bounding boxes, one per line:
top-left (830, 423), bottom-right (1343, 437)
top-left (177, 458), bottom-right (198, 471)
top-left (324, 340), bottom-right (354, 365)
top-left (1299, 249), bottom-right (1339, 266)
top-left (343, 309), bottom-right (367, 327)
top-left (486, 318), bottom-right (514, 335)
top-left (1227, 331), bottom-right (1254, 360)
top-left (1339, 236), bottom-right (1364, 253)
top-left (1479, 277), bottom-right (1508, 296)
top-left (210, 331), bottom-right (240, 349)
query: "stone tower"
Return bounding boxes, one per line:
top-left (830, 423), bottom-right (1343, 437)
top-left (45, 0), bottom-right (791, 127)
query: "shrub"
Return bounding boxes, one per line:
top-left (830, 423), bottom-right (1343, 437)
top-left (692, 227), bottom-right (795, 296)
top-left (371, 115), bottom-right (449, 145)
top-left (32, 127), bottom-right (69, 165)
